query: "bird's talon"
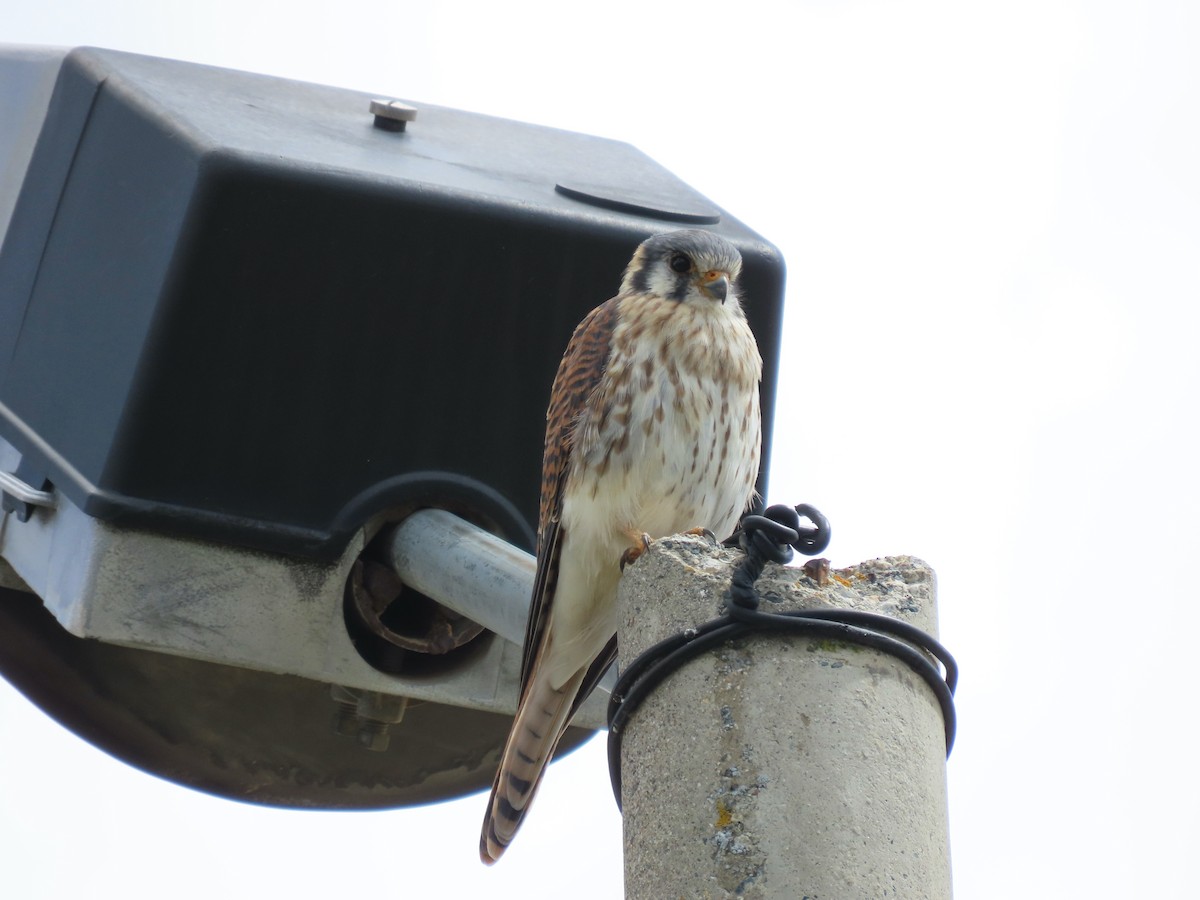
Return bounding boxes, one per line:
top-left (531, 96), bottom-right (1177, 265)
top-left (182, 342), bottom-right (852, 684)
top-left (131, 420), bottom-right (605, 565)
top-left (683, 526), bottom-right (717, 542)
top-left (620, 533), bottom-right (653, 572)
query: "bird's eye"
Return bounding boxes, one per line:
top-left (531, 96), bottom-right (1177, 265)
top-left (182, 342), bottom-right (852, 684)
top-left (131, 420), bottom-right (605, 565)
top-left (669, 253), bottom-right (691, 274)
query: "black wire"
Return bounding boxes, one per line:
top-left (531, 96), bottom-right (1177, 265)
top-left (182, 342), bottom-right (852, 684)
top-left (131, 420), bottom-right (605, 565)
top-left (606, 504), bottom-right (957, 810)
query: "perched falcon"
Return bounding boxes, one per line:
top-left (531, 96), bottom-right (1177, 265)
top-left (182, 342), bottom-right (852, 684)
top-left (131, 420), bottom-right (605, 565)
top-left (480, 229), bottom-right (763, 863)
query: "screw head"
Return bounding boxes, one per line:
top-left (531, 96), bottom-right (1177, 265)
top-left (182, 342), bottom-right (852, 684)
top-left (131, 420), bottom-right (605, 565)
top-left (370, 99), bottom-right (418, 132)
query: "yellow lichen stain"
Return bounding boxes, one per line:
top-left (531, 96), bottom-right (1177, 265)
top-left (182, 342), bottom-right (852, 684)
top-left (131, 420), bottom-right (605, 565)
top-left (714, 799), bottom-right (734, 828)
top-left (831, 573), bottom-right (853, 587)
top-left (810, 638), bottom-right (847, 653)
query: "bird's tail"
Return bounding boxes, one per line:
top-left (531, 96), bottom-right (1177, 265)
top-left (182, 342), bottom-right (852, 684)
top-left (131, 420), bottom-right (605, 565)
top-left (480, 667), bottom-right (585, 864)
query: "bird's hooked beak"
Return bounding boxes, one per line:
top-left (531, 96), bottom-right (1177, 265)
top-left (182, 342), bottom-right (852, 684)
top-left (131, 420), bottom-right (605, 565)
top-left (698, 270), bottom-right (730, 303)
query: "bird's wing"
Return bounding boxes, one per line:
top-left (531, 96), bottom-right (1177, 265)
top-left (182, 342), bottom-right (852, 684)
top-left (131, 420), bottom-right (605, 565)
top-left (519, 294), bottom-right (622, 696)
top-left (568, 635), bottom-right (617, 721)
top-left (480, 295), bottom-right (623, 864)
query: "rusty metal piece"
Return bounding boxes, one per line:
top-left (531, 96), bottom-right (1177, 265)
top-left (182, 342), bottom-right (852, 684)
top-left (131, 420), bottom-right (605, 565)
top-left (802, 557), bottom-right (831, 586)
top-left (347, 558), bottom-right (485, 655)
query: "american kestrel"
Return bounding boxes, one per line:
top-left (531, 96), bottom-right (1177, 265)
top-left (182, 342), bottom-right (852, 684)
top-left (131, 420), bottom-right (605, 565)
top-left (479, 229), bottom-right (763, 863)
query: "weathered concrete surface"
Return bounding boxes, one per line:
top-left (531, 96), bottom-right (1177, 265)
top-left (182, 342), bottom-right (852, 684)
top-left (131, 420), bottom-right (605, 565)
top-left (618, 535), bottom-right (952, 899)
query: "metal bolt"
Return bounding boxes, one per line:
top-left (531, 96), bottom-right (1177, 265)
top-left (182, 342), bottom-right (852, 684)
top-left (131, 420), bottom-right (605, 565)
top-left (329, 685), bottom-right (409, 752)
top-left (332, 701), bottom-right (360, 737)
top-left (357, 719), bottom-right (392, 752)
top-left (370, 99), bottom-right (417, 132)
top-left (330, 685), bottom-right (361, 737)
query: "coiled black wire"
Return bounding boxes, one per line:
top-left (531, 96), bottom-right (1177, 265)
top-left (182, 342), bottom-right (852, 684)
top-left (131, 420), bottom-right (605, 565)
top-left (606, 504), bottom-right (957, 809)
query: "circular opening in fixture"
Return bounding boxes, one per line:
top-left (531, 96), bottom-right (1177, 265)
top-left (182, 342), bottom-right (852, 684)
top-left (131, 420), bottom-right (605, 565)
top-left (342, 547), bottom-right (492, 678)
top-left (340, 473), bottom-right (535, 677)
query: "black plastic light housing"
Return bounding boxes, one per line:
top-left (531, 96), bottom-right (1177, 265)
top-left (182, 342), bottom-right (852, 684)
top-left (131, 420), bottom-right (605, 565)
top-left (0, 45), bottom-right (786, 810)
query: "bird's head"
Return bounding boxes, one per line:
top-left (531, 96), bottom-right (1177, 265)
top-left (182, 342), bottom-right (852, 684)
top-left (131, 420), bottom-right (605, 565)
top-left (621, 229), bottom-right (744, 307)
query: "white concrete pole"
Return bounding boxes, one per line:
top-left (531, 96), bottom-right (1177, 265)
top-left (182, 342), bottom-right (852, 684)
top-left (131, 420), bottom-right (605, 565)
top-left (616, 535), bottom-right (953, 899)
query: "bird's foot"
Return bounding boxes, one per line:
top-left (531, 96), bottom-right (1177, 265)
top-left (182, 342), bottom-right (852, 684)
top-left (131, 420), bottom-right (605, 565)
top-left (619, 533), bottom-right (653, 572)
top-left (682, 526), bottom-right (717, 542)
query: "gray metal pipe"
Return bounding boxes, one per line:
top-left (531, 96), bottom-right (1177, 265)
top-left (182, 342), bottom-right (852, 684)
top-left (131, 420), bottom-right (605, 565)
top-left (383, 508), bottom-right (617, 699)
top-left (384, 508), bottom-right (535, 647)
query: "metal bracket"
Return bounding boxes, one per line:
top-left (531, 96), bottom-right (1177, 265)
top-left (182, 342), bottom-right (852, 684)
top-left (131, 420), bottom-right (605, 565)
top-left (0, 467), bottom-right (55, 520)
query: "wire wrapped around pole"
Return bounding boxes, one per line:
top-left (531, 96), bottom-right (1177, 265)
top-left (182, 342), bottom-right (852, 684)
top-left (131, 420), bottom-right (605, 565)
top-left (607, 504), bottom-right (956, 810)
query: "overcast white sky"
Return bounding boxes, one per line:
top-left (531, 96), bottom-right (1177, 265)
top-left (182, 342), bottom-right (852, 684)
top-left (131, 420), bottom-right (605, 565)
top-left (2, 1), bottom-right (1199, 897)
